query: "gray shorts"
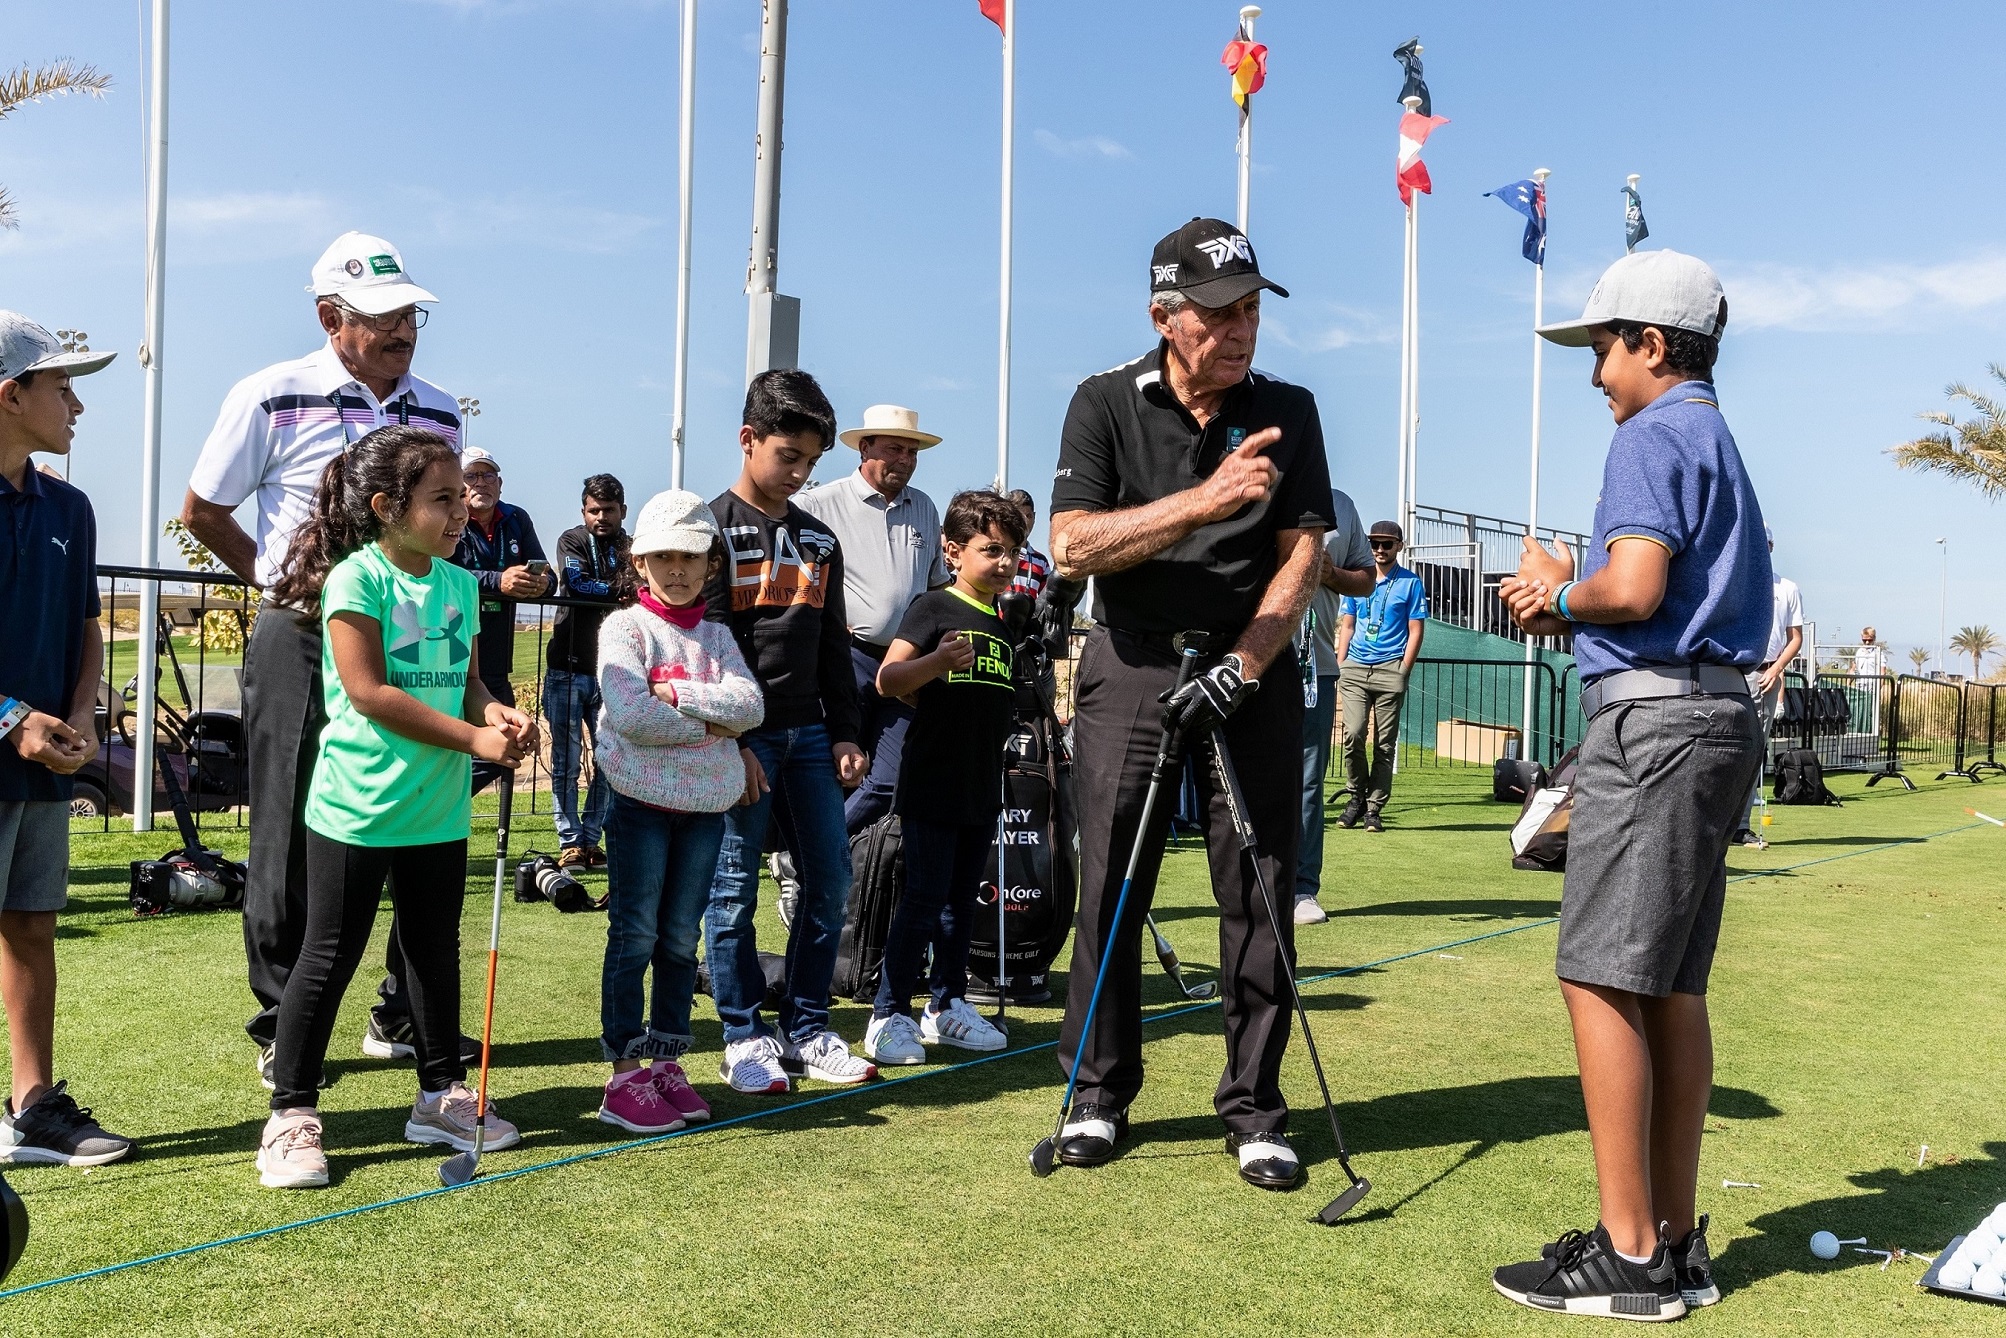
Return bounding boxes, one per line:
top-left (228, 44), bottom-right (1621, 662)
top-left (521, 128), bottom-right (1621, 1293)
top-left (0, 802), bottom-right (70, 914)
top-left (1557, 693), bottom-right (1762, 997)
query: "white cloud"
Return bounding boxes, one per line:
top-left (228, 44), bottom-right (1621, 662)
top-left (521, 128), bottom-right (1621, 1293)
top-left (418, 192), bottom-right (664, 254)
top-left (1262, 305), bottom-right (1394, 354)
top-left (1722, 253), bottom-right (2006, 331)
top-left (1032, 129), bottom-right (1132, 161)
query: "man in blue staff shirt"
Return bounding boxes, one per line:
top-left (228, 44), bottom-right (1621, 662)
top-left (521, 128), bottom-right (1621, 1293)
top-left (1334, 521), bottom-right (1428, 832)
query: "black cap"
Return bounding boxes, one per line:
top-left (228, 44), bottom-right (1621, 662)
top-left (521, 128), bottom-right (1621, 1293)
top-left (1368, 520), bottom-right (1404, 541)
top-left (1149, 218), bottom-right (1289, 307)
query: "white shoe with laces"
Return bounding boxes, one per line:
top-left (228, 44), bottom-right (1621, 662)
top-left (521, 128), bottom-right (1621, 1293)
top-left (257, 1108), bottom-right (329, 1189)
top-left (1293, 897), bottom-right (1329, 926)
top-left (719, 1035), bottom-right (791, 1094)
top-left (782, 1029), bottom-right (877, 1084)
top-left (920, 998), bottom-right (1007, 1052)
top-left (864, 1013), bottom-right (928, 1066)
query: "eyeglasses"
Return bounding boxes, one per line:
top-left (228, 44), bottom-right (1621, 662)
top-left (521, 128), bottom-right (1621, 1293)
top-left (1369, 539), bottom-right (1399, 550)
top-left (334, 302), bottom-right (428, 333)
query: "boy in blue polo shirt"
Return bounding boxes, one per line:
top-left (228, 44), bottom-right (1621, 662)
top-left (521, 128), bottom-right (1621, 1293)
top-left (0, 313), bottom-right (133, 1167)
top-left (1335, 520), bottom-right (1428, 832)
top-left (1491, 253), bottom-right (1769, 1321)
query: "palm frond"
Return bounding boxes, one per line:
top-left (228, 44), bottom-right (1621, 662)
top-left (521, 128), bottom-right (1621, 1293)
top-left (0, 60), bottom-right (112, 121)
top-left (1890, 375), bottom-right (2006, 500)
top-left (0, 184), bottom-right (15, 231)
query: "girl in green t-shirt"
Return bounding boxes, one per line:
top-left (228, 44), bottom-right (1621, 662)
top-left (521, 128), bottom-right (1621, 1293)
top-left (255, 426), bottom-right (539, 1190)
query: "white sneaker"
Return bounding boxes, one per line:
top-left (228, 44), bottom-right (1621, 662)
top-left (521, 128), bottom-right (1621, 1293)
top-left (781, 1029), bottom-right (877, 1084)
top-left (920, 998), bottom-right (1007, 1052)
top-left (257, 1108), bottom-right (328, 1189)
top-left (404, 1082), bottom-right (522, 1153)
top-left (1293, 896), bottom-right (1329, 926)
top-left (719, 1035), bottom-right (791, 1094)
top-left (864, 1013), bottom-right (927, 1066)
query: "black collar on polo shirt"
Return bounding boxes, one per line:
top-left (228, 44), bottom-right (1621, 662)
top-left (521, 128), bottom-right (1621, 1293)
top-left (1130, 340), bottom-right (1259, 466)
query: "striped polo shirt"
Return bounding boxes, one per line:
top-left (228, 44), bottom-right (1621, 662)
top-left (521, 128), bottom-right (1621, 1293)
top-left (188, 342), bottom-right (460, 587)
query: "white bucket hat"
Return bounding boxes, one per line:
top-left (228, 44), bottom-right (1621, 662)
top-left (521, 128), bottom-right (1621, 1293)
top-left (838, 404), bottom-right (942, 450)
top-left (308, 231), bottom-right (439, 316)
top-left (0, 312), bottom-right (116, 382)
top-left (631, 489), bottom-right (721, 557)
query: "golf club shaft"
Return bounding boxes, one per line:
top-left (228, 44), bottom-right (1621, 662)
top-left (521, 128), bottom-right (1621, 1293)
top-left (1146, 913), bottom-right (1201, 998)
top-left (1207, 732), bottom-right (1362, 1184)
top-left (476, 780), bottom-right (512, 1134)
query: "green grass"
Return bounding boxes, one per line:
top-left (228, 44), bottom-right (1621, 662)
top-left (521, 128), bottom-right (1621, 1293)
top-left (8, 767), bottom-right (2006, 1335)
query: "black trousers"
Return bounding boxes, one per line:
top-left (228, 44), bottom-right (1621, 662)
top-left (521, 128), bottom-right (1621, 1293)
top-left (241, 608), bottom-right (411, 1048)
top-left (271, 834), bottom-right (467, 1108)
top-left (1057, 627), bottom-right (1303, 1133)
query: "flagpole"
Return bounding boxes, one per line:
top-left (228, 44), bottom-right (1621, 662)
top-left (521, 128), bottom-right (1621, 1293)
top-left (669, 0), bottom-right (697, 489)
top-left (1521, 166), bottom-right (1550, 753)
top-left (1404, 92), bottom-right (1423, 538)
top-left (1396, 196), bottom-right (1412, 526)
top-left (133, 0), bottom-right (171, 833)
top-left (994, 0), bottom-right (1016, 491)
top-left (1235, 5), bottom-right (1259, 232)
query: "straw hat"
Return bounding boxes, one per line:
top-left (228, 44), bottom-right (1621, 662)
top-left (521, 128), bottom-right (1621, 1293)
top-left (838, 404), bottom-right (941, 450)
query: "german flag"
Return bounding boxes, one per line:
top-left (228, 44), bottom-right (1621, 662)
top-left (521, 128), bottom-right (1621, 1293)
top-left (1222, 37), bottom-right (1267, 109)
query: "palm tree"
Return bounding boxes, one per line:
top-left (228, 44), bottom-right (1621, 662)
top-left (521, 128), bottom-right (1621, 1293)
top-left (0, 60), bottom-right (111, 230)
top-left (1950, 625), bottom-right (1999, 681)
top-left (1890, 365), bottom-right (2006, 499)
top-left (1908, 646), bottom-right (1931, 675)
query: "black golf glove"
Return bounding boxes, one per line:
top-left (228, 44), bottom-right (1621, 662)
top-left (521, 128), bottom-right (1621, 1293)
top-left (1160, 654), bottom-right (1258, 753)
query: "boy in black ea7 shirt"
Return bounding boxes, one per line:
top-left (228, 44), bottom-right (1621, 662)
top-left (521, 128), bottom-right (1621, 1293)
top-left (862, 491), bottom-right (1028, 1065)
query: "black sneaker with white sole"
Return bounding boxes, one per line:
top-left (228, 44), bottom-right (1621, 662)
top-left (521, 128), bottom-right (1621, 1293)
top-left (360, 1013), bottom-right (483, 1065)
top-left (1674, 1214), bottom-right (1719, 1307)
top-left (257, 1043), bottom-right (337, 1093)
top-left (1493, 1223), bottom-right (1685, 1322)
top-left (0, 1081), bottom-right (134, 1167)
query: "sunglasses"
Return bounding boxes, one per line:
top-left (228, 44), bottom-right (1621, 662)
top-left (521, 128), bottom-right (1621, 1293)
top-left (1369, 539), bottom-right (1399, 550)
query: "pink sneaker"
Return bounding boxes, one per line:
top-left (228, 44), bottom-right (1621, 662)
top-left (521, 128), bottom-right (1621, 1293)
top-left (598, 1069), bottom-right (685, 1134)
top-left (648, 1061), bottom-right (711, 1124)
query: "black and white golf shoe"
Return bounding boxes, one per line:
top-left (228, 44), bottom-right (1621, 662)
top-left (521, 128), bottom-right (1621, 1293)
top-left (1493, 1223), bottom-right (1686, 1322)
top-left (1674, 1214), bottom-right (1720, 1307)
top-left (1226, 1130), bottom-right (1302, 1191)
top-left (1056, 1104), bottom-right (1128, 1168)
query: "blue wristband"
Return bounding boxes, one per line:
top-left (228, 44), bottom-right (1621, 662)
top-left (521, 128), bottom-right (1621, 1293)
top-left (1555, 581), bottom-right (1577, 622)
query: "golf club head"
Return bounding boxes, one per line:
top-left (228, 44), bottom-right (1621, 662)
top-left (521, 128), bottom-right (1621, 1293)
top-left (1187, 981), bottom-right (1219, 1001)
top-left (0, 1170), bottom-right (26, 1283)
top-left (1029, 1138), bottom-right (1058, 1178)
top-left (437, 1151), bottom-right (477, 1188)
top-left (1315, 1177), bottom-right (1372, 1226)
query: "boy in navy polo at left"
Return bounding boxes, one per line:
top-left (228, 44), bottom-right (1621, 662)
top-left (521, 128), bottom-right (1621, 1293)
top-left (0, 312), bottom-right (134, 1167)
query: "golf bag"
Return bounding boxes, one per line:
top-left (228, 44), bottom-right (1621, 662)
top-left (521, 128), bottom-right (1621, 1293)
top-left (129, 741), bottom-right (246, 916)
top-left (1509, 747), bottom-right (1579, 873)
top-left (695, 951), bottom-right (789, 1013)
top-left (828, 813), bottom-right (905, 1004)
top-left (1774, 748), bottom-right (1842, 806)
top-left (0, 1168), bottom-right (23, 1283)
top-left (966, 713), bottom-right (1078, 1006)
top-left (1492, 756), bottom-right (1549, 804)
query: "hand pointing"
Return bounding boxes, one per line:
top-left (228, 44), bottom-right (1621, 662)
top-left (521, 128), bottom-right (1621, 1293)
top-left (1198, 426), bottom-right (1281, 522)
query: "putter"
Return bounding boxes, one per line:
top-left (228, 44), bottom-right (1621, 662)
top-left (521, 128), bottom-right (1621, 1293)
top-left (1205, 732), bottom-right (1372, 1225)
top-left (1030, 638), bottom-right (1203, 1177)
top-left (1146, 913), bottom-right (1217, 1000)
top-left (0, 1169), bottom-right (25, 1283)
top-left (440, 778), bottom-right (513, 1188)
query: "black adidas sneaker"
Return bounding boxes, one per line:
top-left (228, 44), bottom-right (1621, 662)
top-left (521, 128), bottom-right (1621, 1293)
top-left (1674, 1214), bottom-right (1719, 1307)
top-left (1493, 1223), bottom-right (1686, 1322)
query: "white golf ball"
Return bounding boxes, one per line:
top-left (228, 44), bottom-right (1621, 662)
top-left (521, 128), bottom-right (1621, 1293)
top-left (1987, 1208), bottom-right (2006, 1235)
top-left (1972, 1265), bottom-right (2006, 1297)
top-left (1810, 1231), bottom-right (1841, 1259)
top-left (1953, 1240), bottom-right (1989, 1271)
top-left (1940, 1255), bottom-right (1977, 1290)
top-left (1968, 1228), bottom-right (2001, 1260)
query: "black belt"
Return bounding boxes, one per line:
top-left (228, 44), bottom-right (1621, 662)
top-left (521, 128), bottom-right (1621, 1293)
top-left (850, 636), bottom-right (889, 662)
top-left (1107, 626), bottom-right (1224, 663)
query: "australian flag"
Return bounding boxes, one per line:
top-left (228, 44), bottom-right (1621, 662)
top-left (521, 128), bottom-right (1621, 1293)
top-left (1393, 38), bottom-right (1430, 116)
top-left (1623, 183), bottom-right (1649, 252)
top-left (1486, 178), bottom-right (1547, 265)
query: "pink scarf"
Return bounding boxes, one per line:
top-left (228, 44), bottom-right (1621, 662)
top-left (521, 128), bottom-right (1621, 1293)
top-left (637, 588), bottom-right (706, 630)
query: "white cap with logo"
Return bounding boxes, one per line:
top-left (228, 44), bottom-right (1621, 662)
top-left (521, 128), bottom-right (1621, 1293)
top-left (308, 231), bottom-right (439, 316)
top-left (631, 489), bottom-right (721, 557)
top-left (1538, 249), bottom-right (1726, 348)
top-left (460, 446), bottom-right (500, 474)
top-left (0, 312), bottom-right (117, 383)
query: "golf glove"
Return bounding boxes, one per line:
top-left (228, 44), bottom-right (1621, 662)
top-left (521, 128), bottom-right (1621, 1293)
top-left (1161, 654), bottom-right (1258, 751)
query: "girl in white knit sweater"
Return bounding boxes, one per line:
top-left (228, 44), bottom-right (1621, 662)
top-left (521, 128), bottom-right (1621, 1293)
top-left (593, 490), bottom-right (764, 1133)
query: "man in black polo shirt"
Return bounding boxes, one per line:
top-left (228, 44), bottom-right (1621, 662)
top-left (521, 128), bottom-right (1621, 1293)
top-left (1048, 219), bottom-right (1334, 1191)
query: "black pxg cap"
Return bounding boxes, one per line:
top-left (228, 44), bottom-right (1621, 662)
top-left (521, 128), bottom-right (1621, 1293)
top-left (1150, 217), bottom-right (1290, 308)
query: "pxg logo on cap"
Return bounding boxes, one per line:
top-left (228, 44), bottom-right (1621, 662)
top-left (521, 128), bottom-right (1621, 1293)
top-left (1149, 218), bottom-right (1289, 309)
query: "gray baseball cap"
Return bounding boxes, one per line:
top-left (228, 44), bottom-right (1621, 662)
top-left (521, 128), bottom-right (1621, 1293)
top-left (1537, 249), bottom-right (1726, 348)
top-left (0, 311), bottom-right (117, 383)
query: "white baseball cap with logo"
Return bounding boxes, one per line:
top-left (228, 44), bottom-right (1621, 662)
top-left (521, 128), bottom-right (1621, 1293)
top-left (631, 489), bottom-right (721, 557)
top-left (0, 312), bottom-right (117, 384)
top-left (308, 231), bottom-right (439, 316)
top-left (1537, 249), bottom-right (1726, 348)
top-left (460, 446), bottom-right (501, 475)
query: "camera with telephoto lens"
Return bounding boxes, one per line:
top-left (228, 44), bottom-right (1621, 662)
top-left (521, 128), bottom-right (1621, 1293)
top-left (129, 849), bottom-right (246, 917)
top-left (513, 852), bottom-right (604, 913)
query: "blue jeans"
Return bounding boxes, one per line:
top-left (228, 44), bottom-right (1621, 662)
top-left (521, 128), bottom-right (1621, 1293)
top-left (600, 793), bottom-right (726, 1062)
top-left (872, 813), bottom-right (990, 1019)
top-left (845, 643), bottom-right (912, 835)
top-left (703, 723), bottom-right (853, 1044)
top-left (544, 668), bottom-right (609, 848)
top-left (1296, 674), bottom-right (1339, 900)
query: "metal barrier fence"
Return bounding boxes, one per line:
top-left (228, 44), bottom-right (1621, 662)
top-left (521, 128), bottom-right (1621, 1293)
top-left (1406, 504), bottom-right (1589, 648)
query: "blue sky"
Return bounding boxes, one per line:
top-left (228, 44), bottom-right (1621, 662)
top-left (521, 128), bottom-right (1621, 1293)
top-left (6, 0), bottom-right (2005, 668)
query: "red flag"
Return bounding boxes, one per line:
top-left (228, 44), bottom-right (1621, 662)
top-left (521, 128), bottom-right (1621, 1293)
top-left (979, 0), bottom-right (1005, 31)
top-left (1396, 110), bottom-right (1449, 205)
top-left (1222, 39), bottom-right (1268, 108)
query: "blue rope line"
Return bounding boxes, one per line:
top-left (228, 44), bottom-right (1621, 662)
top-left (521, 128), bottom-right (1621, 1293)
top-left (2, 819), bottom-right (1980, 1302)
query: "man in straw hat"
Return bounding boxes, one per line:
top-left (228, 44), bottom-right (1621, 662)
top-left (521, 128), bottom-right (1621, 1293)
top-left (797, 404), bottom-right (951, 835)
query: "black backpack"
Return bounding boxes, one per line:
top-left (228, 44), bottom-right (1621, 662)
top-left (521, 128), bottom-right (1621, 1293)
top-left (1773, 748), bottom-right (1841, 806)
top-left (1492, 757), bottom-right (1549, 804)
top-left (828, 814), bottom-right (905, 1003)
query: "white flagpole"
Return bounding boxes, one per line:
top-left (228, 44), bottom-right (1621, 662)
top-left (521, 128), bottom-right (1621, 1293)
top-left (669, 0), bottom-right (697, 489)
top-left (1396, 196), bottom-right (1412, 525)
top-left (1406, 170), bottom-right (1422, 537)
top-left (995, 0), bottom-right (1015, 491)
top-left (1235, 5), bottom-right (1259, 233)
top-left (1521, 167), bottom-right (1550, 752)
top-left (133, 0), bottom-right (171, 832)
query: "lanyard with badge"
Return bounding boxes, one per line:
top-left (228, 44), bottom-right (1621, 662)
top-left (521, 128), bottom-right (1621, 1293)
top-left (1360, 576), bottom-right (1398, 641)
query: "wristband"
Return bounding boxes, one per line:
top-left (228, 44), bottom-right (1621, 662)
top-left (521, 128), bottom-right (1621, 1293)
top-left (0, 697), bottom-right (30, 743)
top-left (1554, 581), bottom-right (1578, 622)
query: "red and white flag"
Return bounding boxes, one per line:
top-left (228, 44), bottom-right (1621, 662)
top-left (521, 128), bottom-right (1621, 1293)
top-left (979, 0), bottom-right (1005, 31)
top-left (1396, 110), bottom-right (1449, 205)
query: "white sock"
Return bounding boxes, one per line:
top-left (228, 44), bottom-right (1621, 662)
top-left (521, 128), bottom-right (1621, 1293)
top-left (420, 1086), bottom-right (450, 1104)
top-left (1613, 1246), bottom-right (1654, 1265)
